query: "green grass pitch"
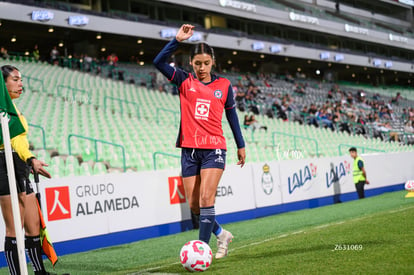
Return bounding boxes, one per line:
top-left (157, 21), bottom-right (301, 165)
top-left (1, 190), bottom-right (412, 274)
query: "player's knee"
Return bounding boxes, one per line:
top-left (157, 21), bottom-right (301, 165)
top-left (199, 193), bottom-right (215, 207)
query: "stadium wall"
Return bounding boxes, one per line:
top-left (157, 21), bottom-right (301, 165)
top-left (0, 151), bottom-right (412, 267)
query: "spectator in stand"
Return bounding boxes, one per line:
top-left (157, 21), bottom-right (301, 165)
top-left (295, 106), bottom-right (308, 125)
top-left (294, 83), bottom-right (306, 95)
top-left (285, 71), bottom-right (294, 83)
top-left (371, 117), bottom-right (398, 142)
top-left (32, 45), bottom-right (40, 61)
top-left (307, 103), bottom-right (319, 127)
top-left (246, 84), bottom-right (259, 100)
top-left (355, 115), bottom-right (367, 135)
top-left (327, 89), bottom-right (334, 99)
top-left (235, 88), bottom-right (247, 112)
top-left (391, 92), bottom-right (401, 105)
top-left (340, 92), bottom-right (347, 106)
top-left (106, 53), bottom-right (119, 78)
top-left (264, 78), bottom-right (272, 87)
top-left (83, 54), bottom-right (93, 72)
top-left (379, 106), bottom-right (390, 120)
top-left (316, 108), bottom-right (334, 131)
top-left (107, 53), bottom-right (119, 66)
top-left (243, 114), bottom-right (252, 130)
top-left (346, 92), bottom-right (354, 105)
top-left (409, 107), bottom-right (414, 119)
top-left (333, 105), bottom-right (351, 134)
top-left (50, 46), bottom-right (59, 65)
top-left (404, 120), bottom-right (414, 134)
top-left (401, 108), bottom-right (409, 122)
top-left (1, 47), bottom-right (10, 60)
top-left (244, 115), bottom-right (267, 131)
top-left (276, 102), bottom-right (288, 121)
top-left (387, 108), bottom-right (397, 121)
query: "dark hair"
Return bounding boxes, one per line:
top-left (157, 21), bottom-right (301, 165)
top-left (349, 147), bottom-right (357, 152)
top-left (190, 42), bottom-right (215, 61)
top-left (1, 65), bottom-right (19, 81)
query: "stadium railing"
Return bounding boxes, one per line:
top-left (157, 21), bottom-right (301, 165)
top-left (68, 134), bottom-right (127, 172)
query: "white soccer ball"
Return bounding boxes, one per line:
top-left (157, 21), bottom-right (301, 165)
top-left (180, 240), bottom-right (212, 272)
top-left (405, 180), bottom-right (414, 191)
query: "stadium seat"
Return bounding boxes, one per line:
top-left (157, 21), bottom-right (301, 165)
top-left (93, 162), bottom-right (108, 175)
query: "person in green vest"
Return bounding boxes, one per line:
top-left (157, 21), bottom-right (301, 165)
top-left (349, 147), bottom-right (369, 199)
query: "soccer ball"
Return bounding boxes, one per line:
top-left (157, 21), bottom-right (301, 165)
top-left (180, 240), bottom-right (213, 272)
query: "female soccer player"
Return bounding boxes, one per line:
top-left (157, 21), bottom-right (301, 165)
top-left (154, 24), bottom-right (246, 259)
top-left (1, 65), bottom-right (51, 275)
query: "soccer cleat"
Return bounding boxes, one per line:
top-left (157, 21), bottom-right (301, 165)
top-left (215, 229), bottom-right (233, 259)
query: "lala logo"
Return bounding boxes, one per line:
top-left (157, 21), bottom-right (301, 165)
top-left (326, 161), bottom-right (350, 188)
top-left (288, 163), bottom-right (317, 194)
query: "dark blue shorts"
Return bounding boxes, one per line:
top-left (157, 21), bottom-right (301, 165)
top-left (181, 148), bottom-right (226, 178)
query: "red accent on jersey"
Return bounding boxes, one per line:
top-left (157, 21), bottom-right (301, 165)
top-left (178, 74), bottom-right (229, 149)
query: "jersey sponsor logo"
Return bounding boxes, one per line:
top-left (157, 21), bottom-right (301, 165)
top-left (195, 98), bottom-right (211, 120)
top-left (189, 87), bottom-right (196, 92)
top-left (169, 176), bottom-right (186, 204)
top-left (45, 186), bottom-right (71, 221)
top-left (214, 89), bottom-right (223, 99)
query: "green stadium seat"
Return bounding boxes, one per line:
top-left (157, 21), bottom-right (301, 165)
top-left (79, 162), bottom-right (93, 176)
top-left (93, 162), bottom-right (108, 175)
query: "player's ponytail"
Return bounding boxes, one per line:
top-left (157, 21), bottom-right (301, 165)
top-left (190, 43), bottom-right (215, 62)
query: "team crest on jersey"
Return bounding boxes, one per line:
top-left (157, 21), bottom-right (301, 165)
top-left (214, 89), bottom-right (223, 99)
top-left (195, 98), bottom-right (211, 121)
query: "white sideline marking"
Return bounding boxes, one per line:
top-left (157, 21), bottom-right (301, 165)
top-left (388, 205), bottom-right (414, 213)
top-left (132, 205), bottom-right (414, 274)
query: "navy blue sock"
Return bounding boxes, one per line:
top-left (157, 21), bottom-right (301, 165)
top-left (196, 213), bottom-right (222, 236)
top-left (199, 206), bottom-right (215, 244)
top-left (213, 220), bottom-right (222, 236)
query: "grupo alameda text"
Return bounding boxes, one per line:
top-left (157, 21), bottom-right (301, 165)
top-left (75, 183), bottom-right (139, 216)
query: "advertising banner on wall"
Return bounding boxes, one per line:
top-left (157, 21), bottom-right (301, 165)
top-left (364, 152), bottom-right (414, 189)
top-left (252, 161), bottom-right (283, 208)
top-left (279, 158), bottom-right (327, 204)
top-left (38, 169), bottom-right (192, 242)
top-left (0, 152), bottom-right (411, 255)
top-left (216, 164), bottom-right (256, 214)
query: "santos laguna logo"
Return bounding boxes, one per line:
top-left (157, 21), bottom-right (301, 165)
top-left (45, 183), bottom-right (139, 221)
